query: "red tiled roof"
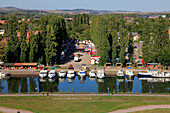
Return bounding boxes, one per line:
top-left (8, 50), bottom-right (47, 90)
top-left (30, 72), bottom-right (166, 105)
top-left (17, 30), bottom-right (39, 41)
top-left (23, 63), bottom-right (37, 66)
top-left (1, 37), bottom-right (7, 43)
top-left (14, 63), bottom-right (23, 66)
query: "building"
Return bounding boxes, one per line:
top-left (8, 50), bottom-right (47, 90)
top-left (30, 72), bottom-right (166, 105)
top-left (4, 63), bottom-right (38, 69)
top-left (0, 20), bottom-right (7, 25)
top-left (90, 56), bottom-right (100, 64)
top-left (0, 30), bottom-right (5, 36)
top-left (133, 42), bottom-right (143, 63)
top-left (17, 30), bottom-right (39, 41)
top-left (132, 33), bottom-right (140, 41)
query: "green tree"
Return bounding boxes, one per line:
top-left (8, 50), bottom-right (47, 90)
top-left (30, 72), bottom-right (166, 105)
top-left (5, 15), bottom-right (20, 62)
top-left (128, 32), bottom-right (134, 63)
top-left (20, 20), bottom-right (28, 62)
top-left (112, 30), bottom-right (118, 64)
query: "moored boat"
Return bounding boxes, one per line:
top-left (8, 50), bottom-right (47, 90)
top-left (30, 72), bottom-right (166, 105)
top-left (125, 67), bottom-right (134, 80)
top-left (48, 70), bottom-right (56, 78)
top-left (152, 71), bottom-right (170, 78)
top-left (39, 70), bottom-right (48, 78)
top-left (58, 70), bottom-right (67, 78)
top-left (116, 70), bottom-right (124, 78)
top-left (78, 70), bottom-right (86, 78)
top-left (67, 70), bottom-right (75, 78)
top-left (97, 70), bottom-right (105, 79)
top-left (89, 71), bottom-right (96, 78)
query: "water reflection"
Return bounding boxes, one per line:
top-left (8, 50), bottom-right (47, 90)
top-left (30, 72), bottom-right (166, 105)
top-left (67, 77), bottom-right (75, 83)
top-left (89, 77), bottom-right (96, 81)
top-left (59, 77), bottom-right (66, 82)
top-left (0, 75), bottom-right (169, 94)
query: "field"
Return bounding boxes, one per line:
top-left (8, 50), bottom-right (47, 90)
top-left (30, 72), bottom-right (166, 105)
top-left (0, 96), bottom-right (170, 113)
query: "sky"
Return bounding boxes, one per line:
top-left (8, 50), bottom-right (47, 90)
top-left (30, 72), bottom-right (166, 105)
top-left (0, 0), bottom-right (170, 12)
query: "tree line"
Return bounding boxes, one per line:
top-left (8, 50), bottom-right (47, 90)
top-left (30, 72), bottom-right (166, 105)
top-left (90, 15), bottom-right (170, 66)
top-left (90, 15), bottom-right (134, 65)
top-left (5, 15), bottom-right (67, 65)
top-left (1, 14), bottom-right (170, 66)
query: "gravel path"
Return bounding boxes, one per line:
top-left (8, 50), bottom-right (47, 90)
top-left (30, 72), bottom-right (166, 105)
top-left (0, 106), bottom-right (32, 113)
top-left (109, 105), bottom-right (170, 113)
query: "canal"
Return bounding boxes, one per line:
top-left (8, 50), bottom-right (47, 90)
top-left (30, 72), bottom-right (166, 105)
top-left (0, 76), bottom-right (169, 94)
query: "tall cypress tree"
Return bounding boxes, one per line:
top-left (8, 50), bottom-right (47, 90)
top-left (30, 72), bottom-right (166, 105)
top-left (128, 32), bottom-right (134, 63)
top-left (20, 20), bottom-right (27, 62)
top-left (5, 15), bottom-right (20, 62)
top-left (40, 15), bottom-right (48, 64)
top-left (112, 30), bottom-right (118, 64)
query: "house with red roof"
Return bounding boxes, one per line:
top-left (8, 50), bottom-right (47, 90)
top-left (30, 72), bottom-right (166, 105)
top-left (0, 20), bottom-right (7, 25)
top-left (17, 30), bottom-right (39, 41)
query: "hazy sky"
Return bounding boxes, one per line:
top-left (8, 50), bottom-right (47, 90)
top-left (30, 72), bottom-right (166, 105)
top-left (0, 0), bottom-right (170, 12)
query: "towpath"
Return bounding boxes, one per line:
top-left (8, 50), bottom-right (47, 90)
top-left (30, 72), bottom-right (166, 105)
top-left (109, 105), bottom-right (170, 113)
top-left (0, 106), bottom-right (32, 113)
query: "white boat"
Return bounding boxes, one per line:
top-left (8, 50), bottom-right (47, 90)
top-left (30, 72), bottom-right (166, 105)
top-left (67, 70), bottom-right (75, 78)
top-left (48, 70), bottom-right (56, 78)
top-left (0, 72), bottom-right (7, 78)
top-left (58, 70), bottom-right (67, 78)
top-left (138, 70), bottom-right (158, 77)
top-left (89, 71), bottom-right (96, 78)
top-left (78, 70), bottom-right (86, 78)
top-left (125, 67), bottom-right (134, 80)
top-left (116, 70), bottom-right (124, 78)
top-left (144, 70), bottom-right (170, 78)
top-left (97, 70), bottom-right (105, 79)
top-left (39, 70), bottom-right (48, 78)
top-left (138, 72), bottom-right (152, 77)
top-left (152, 71), bottom-right (170, 78)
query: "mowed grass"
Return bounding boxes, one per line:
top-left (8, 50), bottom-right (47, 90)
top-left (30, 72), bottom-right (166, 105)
top-left (132, 108), bottom-right (170, 113)
top-left (0, 96), bottom-right (169, 113)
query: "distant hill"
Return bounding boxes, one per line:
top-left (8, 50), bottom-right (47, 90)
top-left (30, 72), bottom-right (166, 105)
top-left (0, 7), bottom-right (170, 15)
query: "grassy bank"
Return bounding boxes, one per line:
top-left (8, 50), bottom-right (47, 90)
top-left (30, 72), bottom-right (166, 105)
top-left (0, 96), bottom-right (169, 113)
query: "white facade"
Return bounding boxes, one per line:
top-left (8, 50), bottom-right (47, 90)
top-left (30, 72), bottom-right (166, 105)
top-left (0, 30), bottom-right (5, 35)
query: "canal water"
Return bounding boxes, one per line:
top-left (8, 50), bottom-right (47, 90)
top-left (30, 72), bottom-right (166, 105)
top-left (0, 76), bottom-right (169, 94)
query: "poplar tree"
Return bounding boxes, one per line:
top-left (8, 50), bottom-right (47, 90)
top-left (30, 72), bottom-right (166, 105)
top-left (20, 20), bottom-right (27, 62)
top-left (5, 15), bottom-right (20, 62)
top-left (112, 30), bottom-right (118, 64)
top-left (40, 15), bottom-right (48, 64)
top-left (128, 32), bottom-right (134, 63)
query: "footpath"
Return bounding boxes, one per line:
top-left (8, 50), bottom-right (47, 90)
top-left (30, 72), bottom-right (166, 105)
top-left (109, 105), bottom-right (170, 113)
top-left (0, 106), bottom-right (32, 113)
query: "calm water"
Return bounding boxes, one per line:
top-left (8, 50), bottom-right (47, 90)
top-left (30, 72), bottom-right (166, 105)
top-left (0, 76), bottom-right (170, 94)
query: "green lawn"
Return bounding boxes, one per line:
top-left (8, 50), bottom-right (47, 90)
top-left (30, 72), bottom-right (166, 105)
top-left (131, 108), bottom-right (170, 113)
top-left (0, 96), bottom-right (169, 113)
